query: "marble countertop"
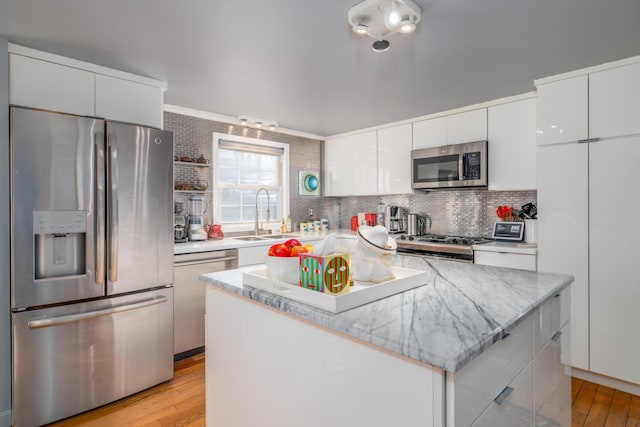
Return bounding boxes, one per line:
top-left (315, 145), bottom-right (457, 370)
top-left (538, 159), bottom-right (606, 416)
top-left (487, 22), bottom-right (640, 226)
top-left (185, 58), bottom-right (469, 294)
top-left (201, 254), bottom-right (572, 372)
top-left (174, 230), bottom-right (356, 255)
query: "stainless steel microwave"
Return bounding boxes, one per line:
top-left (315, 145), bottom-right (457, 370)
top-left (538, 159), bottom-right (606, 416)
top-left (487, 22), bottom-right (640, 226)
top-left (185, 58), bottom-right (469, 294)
top-left (411, 140), bottom-right (488, 190)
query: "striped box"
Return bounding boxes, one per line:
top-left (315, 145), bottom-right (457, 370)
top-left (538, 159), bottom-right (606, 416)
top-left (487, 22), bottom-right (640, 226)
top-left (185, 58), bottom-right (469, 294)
top-left (299, 253), bottom-right (351, 295)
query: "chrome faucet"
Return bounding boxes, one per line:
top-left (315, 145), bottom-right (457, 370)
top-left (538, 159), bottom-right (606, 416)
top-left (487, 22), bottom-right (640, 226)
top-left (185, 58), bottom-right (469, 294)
top-left (255, 187), bottom-right (271, 236)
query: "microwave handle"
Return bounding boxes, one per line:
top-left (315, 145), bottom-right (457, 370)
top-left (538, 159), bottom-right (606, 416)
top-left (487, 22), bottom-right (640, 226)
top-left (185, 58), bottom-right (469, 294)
top-left (461, 153), bottom-right (468, 180)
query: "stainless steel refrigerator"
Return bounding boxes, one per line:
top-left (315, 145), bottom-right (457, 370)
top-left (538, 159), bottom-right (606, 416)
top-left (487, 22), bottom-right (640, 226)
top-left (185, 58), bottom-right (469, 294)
top-left (10, 106), bottom-right (174, 427)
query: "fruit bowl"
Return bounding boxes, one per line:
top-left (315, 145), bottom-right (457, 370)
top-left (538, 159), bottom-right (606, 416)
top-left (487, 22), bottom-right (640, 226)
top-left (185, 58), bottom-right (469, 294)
top-left (265, 255), bottom-right (300, 285)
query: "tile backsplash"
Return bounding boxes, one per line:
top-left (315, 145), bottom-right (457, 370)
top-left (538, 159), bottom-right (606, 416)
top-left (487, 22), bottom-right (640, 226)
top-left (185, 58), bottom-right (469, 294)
top-left (165, 111), bottom-right (535, 237)
top-left (336, 190), bottom-right (536, 238)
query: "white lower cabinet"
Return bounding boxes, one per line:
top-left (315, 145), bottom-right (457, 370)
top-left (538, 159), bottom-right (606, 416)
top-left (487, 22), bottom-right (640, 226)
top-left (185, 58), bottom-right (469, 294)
top-left (472, 361), bottom-right (534, 427)
top-left (537, 142), bottom-right (589, 371)
top-left (454, 296), bottom-right (569, 427)
top-left (474, 251), bottom-right (536, 271)
top-left (588, 136), bottom-right (640, 384)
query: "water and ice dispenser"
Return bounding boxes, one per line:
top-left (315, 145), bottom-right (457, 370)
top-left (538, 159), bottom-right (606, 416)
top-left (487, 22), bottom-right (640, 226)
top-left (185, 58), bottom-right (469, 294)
top-left (33, 210), bottom-right (87, 280)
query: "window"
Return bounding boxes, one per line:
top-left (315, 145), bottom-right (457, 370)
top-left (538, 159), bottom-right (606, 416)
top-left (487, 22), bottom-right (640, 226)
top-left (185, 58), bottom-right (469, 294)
top-left (213, 133), bottom-right (289, 230)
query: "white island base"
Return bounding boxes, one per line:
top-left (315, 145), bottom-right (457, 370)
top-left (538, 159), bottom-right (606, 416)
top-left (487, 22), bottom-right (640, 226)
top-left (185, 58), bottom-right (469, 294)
top-left (206, 285), bottom-right (570, 427)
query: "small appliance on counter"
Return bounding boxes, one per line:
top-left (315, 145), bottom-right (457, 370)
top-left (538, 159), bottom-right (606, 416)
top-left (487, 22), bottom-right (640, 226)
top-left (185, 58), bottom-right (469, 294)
top-left (174, 202), bottom-right (188, 243)
top-left (187, 194), bottom-right (208, 241)
top-left (384, 205), bottom-right (406, 233)
top-left (492, 221), bottom-right (525, 241)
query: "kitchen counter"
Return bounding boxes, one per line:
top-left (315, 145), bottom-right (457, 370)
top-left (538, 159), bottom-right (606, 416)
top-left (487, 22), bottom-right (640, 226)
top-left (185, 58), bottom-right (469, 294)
top-left (174, 230), bottom-right (355, 255)
top-left (201, 254), bottom-right (570, 372)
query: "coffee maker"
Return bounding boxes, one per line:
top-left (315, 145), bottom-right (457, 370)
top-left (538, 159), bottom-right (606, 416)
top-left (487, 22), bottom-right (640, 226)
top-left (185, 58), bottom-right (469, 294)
top-left (187, 195), bottom-right (208, 241)
top-left (384, 205), bottom-right (405, 233)
top-left (174, 202), bottom-right (187, 243)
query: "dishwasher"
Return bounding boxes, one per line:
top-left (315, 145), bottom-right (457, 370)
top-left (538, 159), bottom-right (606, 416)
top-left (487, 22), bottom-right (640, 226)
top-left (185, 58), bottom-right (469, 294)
top-left (174, 249), bottom-right (238, 357)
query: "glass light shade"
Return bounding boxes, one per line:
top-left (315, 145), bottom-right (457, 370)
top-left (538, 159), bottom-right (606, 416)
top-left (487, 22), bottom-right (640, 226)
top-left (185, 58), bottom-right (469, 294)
top-left (352, 24), bottom-right (369, 34)
top-left (399, 17), bottom-right (416, 33)
top-left (384, 3), bottom-right (401, 29)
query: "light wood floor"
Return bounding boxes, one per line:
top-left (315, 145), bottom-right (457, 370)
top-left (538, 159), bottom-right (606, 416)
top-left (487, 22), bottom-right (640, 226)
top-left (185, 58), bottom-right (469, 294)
top-left (46, 353), bottom-right (205, 427)
top-left (572, 377), bottom-right (640, 427)
top-left (47, 357), bottom-right (639, 427)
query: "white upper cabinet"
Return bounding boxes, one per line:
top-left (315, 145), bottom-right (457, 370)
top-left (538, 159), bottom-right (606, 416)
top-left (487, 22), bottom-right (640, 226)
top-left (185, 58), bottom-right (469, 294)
top-left (536, 75), bottom-right (588, 146)
top-left (412, 116), bottom-right (446, 149)
top-left (8, 45), bottom-right (165, 128)
top-left (413, 109), bottom-right (487, 150)
top-left (9, 54), bottom-right (95, 117)
top-left (324, 131), bottom-right (377, 197)
top-left (377, 124), bottom-right (412, 195)
top-left (589, 62), bottom-right (640, 139)
top-left (447, 109), bottom-right (487, 144)
top-left (488, 98), bottom-right (537, 190)
top-left (95, 75), bottom-right (163, 128)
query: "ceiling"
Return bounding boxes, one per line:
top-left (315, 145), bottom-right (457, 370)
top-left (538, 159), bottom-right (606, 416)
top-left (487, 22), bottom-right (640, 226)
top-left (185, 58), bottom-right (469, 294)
top-left (2, 0), bottom-right (640, 137)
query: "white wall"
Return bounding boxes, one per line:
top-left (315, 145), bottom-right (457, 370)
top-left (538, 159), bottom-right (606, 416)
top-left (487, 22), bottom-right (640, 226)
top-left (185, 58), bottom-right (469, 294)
top-left (0, 36), bottom-right (12, 427)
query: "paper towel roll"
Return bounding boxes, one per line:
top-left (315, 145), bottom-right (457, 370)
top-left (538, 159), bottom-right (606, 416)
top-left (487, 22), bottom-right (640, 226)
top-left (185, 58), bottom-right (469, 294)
top-left (524, 219), bottom-right (537, 244)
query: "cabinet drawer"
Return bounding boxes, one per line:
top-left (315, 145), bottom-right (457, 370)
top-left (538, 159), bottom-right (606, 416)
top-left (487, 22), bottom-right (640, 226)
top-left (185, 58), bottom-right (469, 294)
top-left (474, 251), bottom-right (536, 271)
top-left (535, 293), bottom-right (562, 355)
top-left (453, 314), bottom-right (534, 427)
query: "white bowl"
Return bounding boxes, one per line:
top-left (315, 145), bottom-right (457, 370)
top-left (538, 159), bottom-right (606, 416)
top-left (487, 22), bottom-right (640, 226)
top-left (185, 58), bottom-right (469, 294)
top-left (265, 255), bottom-right (300, 285)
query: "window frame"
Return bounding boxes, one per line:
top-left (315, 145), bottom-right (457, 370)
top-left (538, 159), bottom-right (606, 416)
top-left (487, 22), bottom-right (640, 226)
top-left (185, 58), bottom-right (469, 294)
top-left (212, 132), bottom-right (289, 233)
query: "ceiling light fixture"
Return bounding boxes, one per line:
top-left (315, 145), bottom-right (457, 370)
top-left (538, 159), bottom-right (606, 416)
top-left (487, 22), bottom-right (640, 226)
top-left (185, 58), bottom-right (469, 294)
top-left (237, 115), bottom-right (278, 130)
top-left (348, 0), bottom-right (421, 52)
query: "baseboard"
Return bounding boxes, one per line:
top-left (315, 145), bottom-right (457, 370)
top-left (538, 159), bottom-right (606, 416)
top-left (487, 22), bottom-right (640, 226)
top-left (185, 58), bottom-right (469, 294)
top-left (174, 346), bottom-right (205, 362)
top-left (0, 409), bottom-right (12, 427)
top-left (571, 367), bottom-right (640, 397)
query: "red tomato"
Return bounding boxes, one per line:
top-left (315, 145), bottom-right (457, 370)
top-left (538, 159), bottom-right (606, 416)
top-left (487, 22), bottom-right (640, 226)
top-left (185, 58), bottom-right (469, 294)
top-left (290, 246), bottom-right (308, 257)
top-left (283, 238), bottom-right (301, 249)
top-left (268, 243), bottom-right (290, 257)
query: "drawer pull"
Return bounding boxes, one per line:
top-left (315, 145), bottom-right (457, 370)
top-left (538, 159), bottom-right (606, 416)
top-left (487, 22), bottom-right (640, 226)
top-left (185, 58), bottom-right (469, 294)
top-left (494, 386), bottom-right (514, 404)
top-left (551, 331), bottom-right (562, 342)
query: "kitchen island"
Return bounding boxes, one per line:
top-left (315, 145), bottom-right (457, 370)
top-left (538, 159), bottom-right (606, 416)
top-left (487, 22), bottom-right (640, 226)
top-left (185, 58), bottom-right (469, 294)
top-left (201, 255), bottom-right (573, 426)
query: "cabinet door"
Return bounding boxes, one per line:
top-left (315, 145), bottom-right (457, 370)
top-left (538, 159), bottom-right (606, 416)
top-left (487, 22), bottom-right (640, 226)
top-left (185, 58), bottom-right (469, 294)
top-left (536, 143), bottom-right (589, 370)
top-left (324, 131), bottom-right (377, 196)
top-left (9, 54), bottom-right (95, 116)
top-left (555, 323), bottom-right (571, 427)
top-left (95, 74), bottom-right (163, 127)
top-left (589, 62), bottom-right (640, 139)
top-left (534, 341), bottom-right (556, 426)
top-left (447, 108), bottom-right (487, 144)
top-left (377, 123), bottom-right (412, 195)
top-left (536, 75), bottom-right (588, 146)
top-left (488, 98), bottom-right (537, 190)
top-left (589, 136), bottom-right (640, 384)
top-left (412, 116), bottom-right (446, 149)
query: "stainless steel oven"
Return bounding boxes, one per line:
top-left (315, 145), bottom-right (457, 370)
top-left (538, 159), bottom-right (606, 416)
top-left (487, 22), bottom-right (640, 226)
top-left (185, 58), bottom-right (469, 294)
top-left (411, 140), bottom-right (488, 190)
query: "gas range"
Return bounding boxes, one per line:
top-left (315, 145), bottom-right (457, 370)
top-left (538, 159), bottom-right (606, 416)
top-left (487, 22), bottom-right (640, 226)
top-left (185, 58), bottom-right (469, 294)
top-left (396, 233), bottom-right (493, 262)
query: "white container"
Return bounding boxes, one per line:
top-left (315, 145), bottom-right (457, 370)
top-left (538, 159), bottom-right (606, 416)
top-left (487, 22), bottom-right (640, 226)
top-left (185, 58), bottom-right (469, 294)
top-left (265, 255), bottom-right (300, 285)
top-left (524, 219), bottom-right (538, 244)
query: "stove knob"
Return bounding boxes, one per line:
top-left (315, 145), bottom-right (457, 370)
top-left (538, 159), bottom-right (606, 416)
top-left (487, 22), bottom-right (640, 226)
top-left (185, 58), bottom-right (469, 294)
top-left (400, 235), bottom-right (406, 240)
top-left (408, 236), bottom-right (414, 241)
top-left (451, 238), bottom-right (458, 244)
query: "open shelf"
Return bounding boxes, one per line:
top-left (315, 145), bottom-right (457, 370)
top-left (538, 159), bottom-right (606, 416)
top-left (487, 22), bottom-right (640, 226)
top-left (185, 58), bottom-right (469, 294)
top-left (174, 161), bottom-right (211, 167)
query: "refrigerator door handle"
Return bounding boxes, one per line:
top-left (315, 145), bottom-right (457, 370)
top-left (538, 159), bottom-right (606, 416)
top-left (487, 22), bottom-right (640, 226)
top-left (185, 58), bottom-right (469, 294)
top-left (95, 134), bottom-right (105, 285)
top-left (107, 134), bottom-right (119, 283)
top-left (27, 295), bottom-right (168, 329)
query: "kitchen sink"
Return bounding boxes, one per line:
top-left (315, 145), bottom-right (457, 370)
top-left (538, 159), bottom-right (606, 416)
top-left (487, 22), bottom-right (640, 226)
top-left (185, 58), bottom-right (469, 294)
top-left (261, 234), bottom-right (296, 239)
top-left (234, 236), bottom-right (266, 241)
